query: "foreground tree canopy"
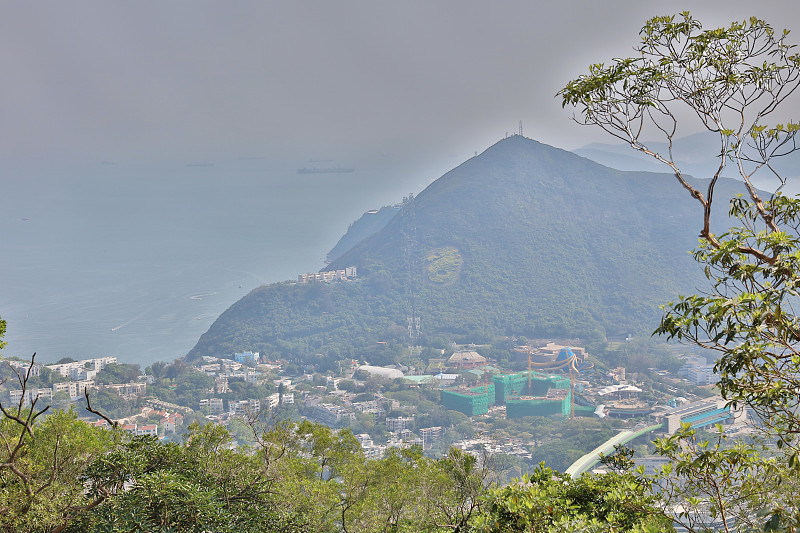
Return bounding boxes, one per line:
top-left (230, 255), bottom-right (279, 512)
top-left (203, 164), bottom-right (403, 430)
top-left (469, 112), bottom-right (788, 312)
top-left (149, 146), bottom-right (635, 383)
top-left (562, 11), bottom-right (800, 531)
top-left (561, 11), bottom-right (800, 438)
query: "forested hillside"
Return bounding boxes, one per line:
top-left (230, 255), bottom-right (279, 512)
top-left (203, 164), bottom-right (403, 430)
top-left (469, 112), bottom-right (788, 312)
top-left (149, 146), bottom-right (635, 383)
top-left (326, 204), bottom-right (401, 263)
top-left (188, 136), bottom-right (737, 365)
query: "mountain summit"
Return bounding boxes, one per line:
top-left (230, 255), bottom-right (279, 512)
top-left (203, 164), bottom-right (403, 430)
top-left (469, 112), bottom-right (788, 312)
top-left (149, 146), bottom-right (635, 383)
top-left (188, 136), bottom-right (728, 364)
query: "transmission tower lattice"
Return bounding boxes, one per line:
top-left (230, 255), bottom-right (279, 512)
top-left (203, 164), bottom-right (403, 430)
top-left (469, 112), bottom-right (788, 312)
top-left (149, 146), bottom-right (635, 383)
top-left (402, 194), bottom-right (421, 352)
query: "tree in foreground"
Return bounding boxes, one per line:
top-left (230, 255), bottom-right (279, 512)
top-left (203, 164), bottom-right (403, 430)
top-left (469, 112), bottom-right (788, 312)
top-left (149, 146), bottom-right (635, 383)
top-left (0, 354), bottom-right (495, 533)
top-left (561, 12), bottom-right (800, 531)
top-left (470, 463), bottom-right (672, 533)
top-left (0, 354), bottom-right (115, 532)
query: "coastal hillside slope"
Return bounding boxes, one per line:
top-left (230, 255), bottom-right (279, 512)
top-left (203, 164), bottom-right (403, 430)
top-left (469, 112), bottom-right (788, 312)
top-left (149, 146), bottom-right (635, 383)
top-left (188, 136), bottom-right (734, 366)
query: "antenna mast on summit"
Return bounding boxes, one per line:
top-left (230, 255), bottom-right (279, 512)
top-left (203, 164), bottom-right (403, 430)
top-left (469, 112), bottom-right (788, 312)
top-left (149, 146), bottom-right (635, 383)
top-left (519, 121), bottom-right (523, 137)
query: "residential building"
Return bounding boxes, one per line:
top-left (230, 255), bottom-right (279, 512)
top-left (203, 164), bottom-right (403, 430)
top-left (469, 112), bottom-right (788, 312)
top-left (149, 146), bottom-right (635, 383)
top-left (46, 357), bottom-right (116, 378)
top-left (232, 399), bottom-right (260, 416)
top-left (121, 424), bottom-right (159, 437)
top-left (100, 382), bottom-right (146, 397)
top-left (3, 359), bottom-right (41, 377)
top-left (136, 424), bottom-right (158, 437)
top-left (9, 387), bottom-right (53, 406)
top-left (266, 393), bottom-right (280, 410)
top-left (305, 402), bottom-right (356, 426)
top-left (419, 426), bottom-right (443, 448)
top-left (199, 398), bottom-right (224, 414)
top-left (297, 267), bottom-right (357, 284)
top-left (687, 364), bottom-right (716, 385)
top-left (52, 380), bottom-right (95, 399)
top-left (233, 351), bottom-right (260, 365)
top-left (351, 399), bottom-right (384, 412)
top-left (398, 428), bottom-right (414, 441)
top-left (70, 368), bottom-right (97, 381)
top-left (355, 433), bottom-right (384, 459)
top-left (160, 413), bottom-right (183, 433)
top-left (215, 377), bottom-right (230, 394)
top-left (386, 416), bottom-right (414, 433)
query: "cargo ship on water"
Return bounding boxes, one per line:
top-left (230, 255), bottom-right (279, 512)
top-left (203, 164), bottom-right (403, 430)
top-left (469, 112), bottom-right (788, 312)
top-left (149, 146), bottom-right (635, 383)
top-left (297, 167), bottom-right (356, 174)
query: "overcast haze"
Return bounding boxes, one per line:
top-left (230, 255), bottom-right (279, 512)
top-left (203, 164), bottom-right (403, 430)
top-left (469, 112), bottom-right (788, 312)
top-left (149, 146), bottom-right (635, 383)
top-left (3, 1), bottom-right (800, 169)
top-left (4, 1), bottom-right (800, 363)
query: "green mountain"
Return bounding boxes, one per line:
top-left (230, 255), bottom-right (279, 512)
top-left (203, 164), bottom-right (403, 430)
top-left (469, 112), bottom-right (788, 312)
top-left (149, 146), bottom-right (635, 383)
top-left (187, 136), bottom-right (734, 366)
top-left (326, 203), bottom-right (402, 264)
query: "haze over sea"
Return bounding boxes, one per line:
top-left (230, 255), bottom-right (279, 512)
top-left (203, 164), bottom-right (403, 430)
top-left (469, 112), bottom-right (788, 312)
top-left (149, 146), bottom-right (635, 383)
top-left (1, 154), bottom-right (448, 367)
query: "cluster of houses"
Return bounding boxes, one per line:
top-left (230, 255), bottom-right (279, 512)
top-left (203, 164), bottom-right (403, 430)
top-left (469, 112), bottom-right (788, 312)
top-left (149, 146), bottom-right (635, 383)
top-left (1, 356), bottom-right (195, 438)
top-left (301, 378), bottom-right (448, 456)
top-left (45, 356), bottom-right (118, 379)
top-left (3, 337), bottom-right (738, 462)
top-left (196, 353), bottom-right (295, 423)
top-left (197, 389), bottom-right (296, 419)
top-left (297, 266), bottom-right (357, 284)
top-left (200, 353), bottom-right (262, 391)
top-left (4, 356), bottom-right (147, 407)
top-left (355, 422), bottom-right (445, 458)
top-left (451, 436), bottom-right (533, 460)
top-left (88, 406), bottom-right (185, 437)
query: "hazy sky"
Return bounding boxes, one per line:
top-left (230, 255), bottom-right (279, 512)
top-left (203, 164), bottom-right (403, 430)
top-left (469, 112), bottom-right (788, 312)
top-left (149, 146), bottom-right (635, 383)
top-left (3, 1), bottom-right (800, 170)
top-left (3, 1), bottom-right (800, 363)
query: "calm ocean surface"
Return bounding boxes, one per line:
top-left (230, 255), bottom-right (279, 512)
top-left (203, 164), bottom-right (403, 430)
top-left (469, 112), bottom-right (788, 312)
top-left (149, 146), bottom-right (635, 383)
top-left (1, 155), bottom-right (442, 367)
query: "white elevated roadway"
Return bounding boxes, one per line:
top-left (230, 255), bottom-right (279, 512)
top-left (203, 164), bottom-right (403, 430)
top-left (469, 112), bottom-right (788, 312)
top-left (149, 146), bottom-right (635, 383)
top-left (564, 423), bottom-right (663, 478)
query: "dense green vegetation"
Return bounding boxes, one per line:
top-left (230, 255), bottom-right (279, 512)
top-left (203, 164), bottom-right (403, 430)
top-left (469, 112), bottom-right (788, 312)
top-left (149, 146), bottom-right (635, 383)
top-left (474, 463), bottom-right (672, 532)
top-left (327, 204), bottom-right (400, 263)
top-left (94, 363), bottom-right (141, 385)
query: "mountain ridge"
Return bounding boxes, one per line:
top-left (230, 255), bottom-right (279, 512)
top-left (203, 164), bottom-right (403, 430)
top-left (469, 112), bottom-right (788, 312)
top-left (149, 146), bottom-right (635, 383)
top-left (187, 136), bottom-right (737, 365)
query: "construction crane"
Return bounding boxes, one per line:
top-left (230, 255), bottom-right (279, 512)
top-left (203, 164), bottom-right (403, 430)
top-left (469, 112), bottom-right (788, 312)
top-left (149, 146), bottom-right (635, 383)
top-left (529, 347), bottom-right (594, 418)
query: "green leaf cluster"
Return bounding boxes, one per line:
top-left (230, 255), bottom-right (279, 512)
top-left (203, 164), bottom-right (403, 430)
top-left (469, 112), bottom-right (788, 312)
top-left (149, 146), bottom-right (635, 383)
top-left (471, 463), bottom-right (672, 533)
top-left (656, 195), bottom-right (800, 448)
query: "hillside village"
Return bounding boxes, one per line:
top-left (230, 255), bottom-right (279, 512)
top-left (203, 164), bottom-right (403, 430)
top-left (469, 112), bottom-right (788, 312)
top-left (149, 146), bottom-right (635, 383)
top-left (0, 337), bottom-right (747, 474)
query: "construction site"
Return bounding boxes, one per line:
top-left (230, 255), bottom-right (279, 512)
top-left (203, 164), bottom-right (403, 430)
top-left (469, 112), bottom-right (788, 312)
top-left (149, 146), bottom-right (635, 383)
top-left (441, 345), bottom-right (596, 419)
top-left (442, 370), bottom-right (577, 418)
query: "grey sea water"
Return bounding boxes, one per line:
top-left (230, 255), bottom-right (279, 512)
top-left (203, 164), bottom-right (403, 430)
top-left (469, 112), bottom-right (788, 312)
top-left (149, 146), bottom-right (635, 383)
top-left (1, 155), bottom-right (439, 367)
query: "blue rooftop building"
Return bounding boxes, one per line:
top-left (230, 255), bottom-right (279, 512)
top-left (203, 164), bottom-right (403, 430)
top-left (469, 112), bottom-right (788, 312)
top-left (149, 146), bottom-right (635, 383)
top-left (233, 351), bottom-right (260, 364)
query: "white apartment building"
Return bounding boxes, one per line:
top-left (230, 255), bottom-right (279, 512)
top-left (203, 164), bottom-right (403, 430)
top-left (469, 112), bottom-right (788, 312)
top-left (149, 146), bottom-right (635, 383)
top-left (386, 416), bottom-right (414, 433)
top-left (9, 388), bottom-right (53, 406)
top-left (686, 364), bottom-right (717, 385)
top-left (52, 380), bottom-right (95, 399)
top-left (46, 357), bottom-right (117, 378)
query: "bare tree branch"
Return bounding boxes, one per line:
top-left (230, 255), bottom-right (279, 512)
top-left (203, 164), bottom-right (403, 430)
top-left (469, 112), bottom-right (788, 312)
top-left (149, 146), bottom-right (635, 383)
top-left (83, 389), bottom-right (118, 429)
